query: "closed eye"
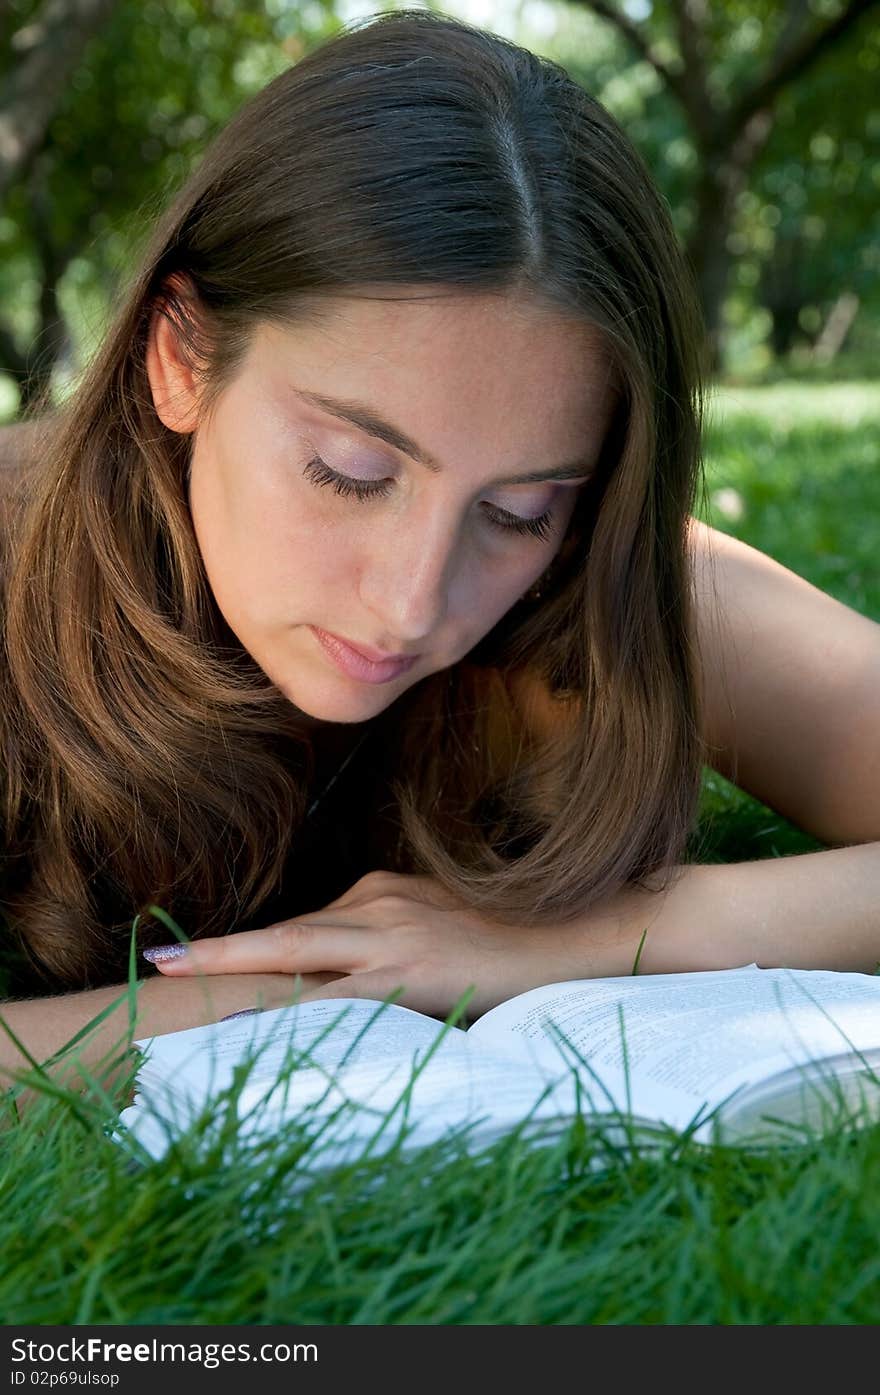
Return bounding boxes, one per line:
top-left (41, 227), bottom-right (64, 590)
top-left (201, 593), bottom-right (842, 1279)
top-left (302, 455), bottom-right (557, 541)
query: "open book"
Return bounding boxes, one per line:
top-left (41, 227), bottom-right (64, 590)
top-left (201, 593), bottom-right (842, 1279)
top-left (115, 965), bottom-right (880, 1170)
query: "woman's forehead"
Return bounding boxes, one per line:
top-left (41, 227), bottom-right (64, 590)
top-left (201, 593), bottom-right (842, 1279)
top-left (253, 291), bottom-right (618, 453)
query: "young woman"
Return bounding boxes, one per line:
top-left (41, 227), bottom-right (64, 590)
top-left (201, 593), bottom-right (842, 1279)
top-left (1, 10), bottom-right (878, 1093)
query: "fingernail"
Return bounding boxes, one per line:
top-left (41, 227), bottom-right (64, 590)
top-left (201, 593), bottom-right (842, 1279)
top-left (142, 943), bottom-right (189, 964)
top-left (219, 1008), bottom-right (260, 1022)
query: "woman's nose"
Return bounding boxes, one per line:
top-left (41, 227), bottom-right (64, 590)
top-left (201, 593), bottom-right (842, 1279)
top-left (359, 519), bottom-right (458, 643)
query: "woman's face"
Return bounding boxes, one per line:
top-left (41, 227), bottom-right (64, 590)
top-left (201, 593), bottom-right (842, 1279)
top-left (149, 287), bottom-right (616, 725)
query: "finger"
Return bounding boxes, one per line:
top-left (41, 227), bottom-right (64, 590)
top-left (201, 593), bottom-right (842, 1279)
top-left (143, 921), bottom-right (373, 977)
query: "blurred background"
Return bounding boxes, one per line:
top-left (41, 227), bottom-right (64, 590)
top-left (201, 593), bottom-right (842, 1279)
top-left (1, 0), bottom-right (877, 413)
top-left (0, 0), bottom-right (877, 858)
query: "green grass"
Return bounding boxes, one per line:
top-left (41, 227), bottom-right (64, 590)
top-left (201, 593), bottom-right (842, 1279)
top-left (5, 1075), bottom-right (880, 1324)
top-left (2, 377), bottom-right (879, 1324)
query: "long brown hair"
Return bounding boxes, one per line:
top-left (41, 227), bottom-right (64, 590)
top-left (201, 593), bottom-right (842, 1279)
top-left (0, 8), bottom-right (710, 993)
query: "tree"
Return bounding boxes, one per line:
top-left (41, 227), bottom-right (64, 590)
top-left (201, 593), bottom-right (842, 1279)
top-left (560, 0), bottom-right (879, 372)
top-left (0, 0), bottom-right (118, 200)
top-left (0, 0), bottom-right (338, 413)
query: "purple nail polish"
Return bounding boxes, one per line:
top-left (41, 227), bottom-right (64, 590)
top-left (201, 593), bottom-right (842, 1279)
top-left (142, 943), bottom-right (188, 963)
top-left (220, 1008), bottom-right (260, 1022)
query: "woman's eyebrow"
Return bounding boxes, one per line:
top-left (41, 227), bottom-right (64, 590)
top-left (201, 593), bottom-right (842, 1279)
top-left (293, 387), bottom-right (595, 485)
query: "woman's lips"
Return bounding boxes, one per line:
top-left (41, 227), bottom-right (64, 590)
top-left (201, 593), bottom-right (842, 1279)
top-left (310, 626), bottom-right (419, 684)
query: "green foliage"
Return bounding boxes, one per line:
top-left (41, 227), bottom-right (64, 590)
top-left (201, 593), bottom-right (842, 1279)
top-left (2, 0), bottom-right (878, 405)
top-left (703, 382), bottom-right (880, 616)
top-left (533, 0), bottom-right (880, 373)
top-left (3, 1018), bottom-right (880, 1324)
top-left (0, 0), bottom-right (343, 390)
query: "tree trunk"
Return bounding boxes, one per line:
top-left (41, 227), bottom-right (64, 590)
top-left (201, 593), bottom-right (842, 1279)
top-left (0, 0), bottom-right (118, 200)
top-left (15, 151), bottom-right (73, 413)
top-left (811, 291), bottom-right (860, 365)
top-left (759, 229), bottom-right (809, 359)
top-left (568, 0), bottom-right (879, 373)
top-left (686, 107), bottom-right (776, 376)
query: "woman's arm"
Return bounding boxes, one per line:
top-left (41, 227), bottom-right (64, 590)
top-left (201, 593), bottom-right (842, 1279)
top-left (0, 970), bottom-right (333, 1110)
top-left (586, 840), bottom-right (880, 978)
top-left (140, 846), bottom-right (880, 1021)
top-left (688, 518), bottom-right (880, 846)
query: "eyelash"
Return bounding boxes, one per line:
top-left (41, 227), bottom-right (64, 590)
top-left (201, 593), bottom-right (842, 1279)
top-left (302, 455), bottom-right (555, 542)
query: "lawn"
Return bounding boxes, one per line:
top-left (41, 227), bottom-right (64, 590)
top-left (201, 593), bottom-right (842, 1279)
top-left (1, 378), bottom-right (879, 1325)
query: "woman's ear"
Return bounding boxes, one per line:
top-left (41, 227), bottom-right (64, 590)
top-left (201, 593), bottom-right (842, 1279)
top-left (145, 275), bottom-right (204, 435)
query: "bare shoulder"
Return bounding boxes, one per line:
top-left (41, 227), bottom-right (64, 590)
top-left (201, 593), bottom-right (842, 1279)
top-left (503, 520), bottom-right (880, 846)
top-left (512, 520), bottom-right (880, 846)
top-left (686, 515), bottom-right (880, 845)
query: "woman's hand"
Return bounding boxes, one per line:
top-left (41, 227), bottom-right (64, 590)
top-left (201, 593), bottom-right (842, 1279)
top-left (141, 870), bottom-right (594, 1019)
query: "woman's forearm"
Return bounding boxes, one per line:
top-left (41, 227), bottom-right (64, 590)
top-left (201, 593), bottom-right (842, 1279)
top-left (580, 842), bottom-right (880, 978)
top-left (0, 970), bottom-right (329, 1106)
top-left (5, 842), bottom-right (878, 1103)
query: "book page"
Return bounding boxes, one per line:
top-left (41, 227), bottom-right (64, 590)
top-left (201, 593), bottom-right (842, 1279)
top-left (118, 1043), bottom-right (572, 1171)
top-left (132, 996), bottom-right (467, 1107)
top-left (469, 965), bottom-right (880, 1136)
top-left (120, 997), bottom-right (568, 1166)
top-left (249, 1049), bottom-right (572, 1161)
